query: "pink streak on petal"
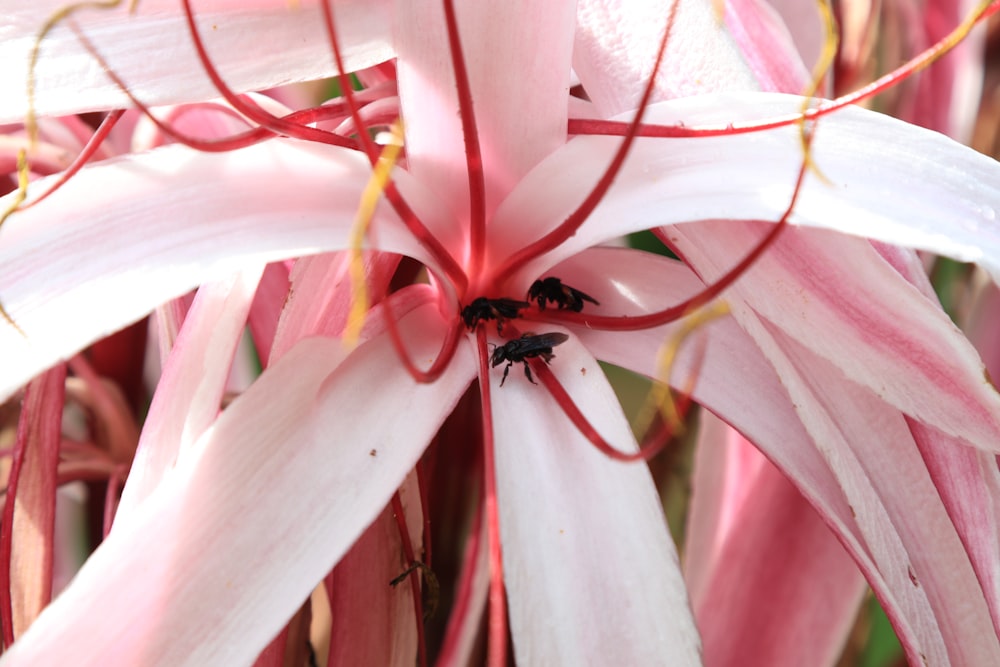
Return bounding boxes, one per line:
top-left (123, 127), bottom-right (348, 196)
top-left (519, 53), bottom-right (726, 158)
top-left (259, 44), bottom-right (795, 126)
top-left (0, 140), bottom-right (425, 403)
top-left (753, 322), bottom-right (1000, 666)
top-left (115, 269), bottom-right (263, 520)
top-left (492, 334), bottom-right (701, 666)
top-left (966, 281), bottom-right (1000, 382)
top-left (687, 414), bottom-right (865, 667)
top-left (909, 419), bottom-right (1000, 639)
top-left (492, 95), bottom-right (1000, 285)
top-left (573, 0), bottom-right (757, 117)
top-left (269, 251), bottom-right (399, 364)
top-left (326, 474), bottom-right (422, 666)
top-left (723, 0), bottom-right (811, 93)
top-left (673, 221), bottom-right (1000, 451)
top-left (910, 0), bottom-right (985, 140)
top-left (248, 262), bottom-right (291, 369)
top-left (0, 302), bottom-right (474, 665)
top-left (569, 246), bottom-right (1000, 664)
top-left (8, 366), bottom-right (65, 638)
top-left (393, 0), bottom-right (574, 219)
top-left (755, 0), bottom-right (826, 76)
top-left (0, 0), bottom-right (393, 122)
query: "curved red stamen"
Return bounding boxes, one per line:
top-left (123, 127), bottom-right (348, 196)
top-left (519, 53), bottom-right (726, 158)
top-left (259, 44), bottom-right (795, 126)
top-left (441, 0), bottom-right (487, 277)
top-left (568, 1), bottom-right (1000, 140)
top-left (532, 355), bottom-right (694, 462)
top-left (179, 0), bottom-right (356, 147)
top-left (492, 0), bottom-right (681, 280)
top-left (476, 327), bottom-right (508, 667)
top-left (525, 139), bottom-right (809, 332)
top-left (389, 492), bottom-right (428, 667)
top-left (380, 294), bottom-right (463, 383)
top-left (19, 109), bottom-right (124, 212)
top-left (69, 22), bottom-right (358, 152)
top-left (317, 0), bottom-right (469, 292)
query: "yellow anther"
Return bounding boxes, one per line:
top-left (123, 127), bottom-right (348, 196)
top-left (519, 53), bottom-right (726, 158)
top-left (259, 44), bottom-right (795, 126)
top-left (342, 120), bottom-right (405, 347)
top-left (634, 300), bottom-right (730, 438)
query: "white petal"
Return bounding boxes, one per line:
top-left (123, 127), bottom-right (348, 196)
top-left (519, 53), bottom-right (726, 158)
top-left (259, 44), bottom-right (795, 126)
top-left (492, 334), bottom-right (701, 666)
top-left (491, 93), bottom-right (1000, 283)
top-left (0, 302), bottom-right (475, 666)
top-left (0, 139), bottom-right (425, 402)
top-left (0, 0), bottom-right (392, 121)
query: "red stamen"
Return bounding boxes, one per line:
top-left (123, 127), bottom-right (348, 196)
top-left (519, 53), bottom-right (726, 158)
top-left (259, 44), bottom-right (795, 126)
top-left (527, 138), bottom-right (810, 332)
top-left (69, 22), bottom-right (357, 152)
top-left (389, 492), bottom-right (428, 667)
top-left (380, 294), bottom-right (463, 383)
top-left (317, 0), bottom-right (469, 292)
top-left (179, 0), bottom-right (357, 147)
top-left (492, 0), bottom-right (681, 280)
top-left (568, 1), bottom-right (1000, 140)
top-left (441, 0), bottom-right (487, 277)
top-left (18, 109), bottom-right (124, 212)
top-left (476, 327), bottom-right (508, 667)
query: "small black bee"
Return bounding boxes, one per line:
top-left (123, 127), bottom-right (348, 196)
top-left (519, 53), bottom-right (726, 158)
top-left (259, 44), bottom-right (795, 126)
top-left (461, 297), bottom-right (529, 333)
top-left (490, 332), bottom-right (569, 386)
top-left (527, 277), bottom-right (599, 312)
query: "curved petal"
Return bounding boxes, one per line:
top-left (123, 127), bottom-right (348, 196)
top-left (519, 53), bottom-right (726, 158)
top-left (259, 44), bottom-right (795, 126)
top-left (569, 247), bottom-right (1000, 664)
top-left (116, 269), bottom-right (263, 519)
top-left (0, 139), bottom-right (426, 402)
top-left (491, 94), bottom-right (1000, 282)
top-left (394, 0), bottom-right (575, 216)
top-left (671, 221), bottom-right (1000, 452)
top-left (686, 415), bottom-right (865, 667)
top-left (492, 333), bottom-right (701, 666)
top-left (0, 302), bottom-right (475, 665)
top-left (573, 0), bottom-right (757, 116)
top-left (0, 0), bottom-right (392, 121)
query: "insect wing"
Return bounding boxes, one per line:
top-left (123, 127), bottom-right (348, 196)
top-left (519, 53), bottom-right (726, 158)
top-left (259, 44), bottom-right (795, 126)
top-left (527, 332), bottom-right (569, 350)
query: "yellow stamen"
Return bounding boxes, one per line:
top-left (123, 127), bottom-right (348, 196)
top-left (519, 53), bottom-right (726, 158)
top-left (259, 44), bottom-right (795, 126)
top-left (343, 120), bottom-right (404, 347)
top-left (7, 0), bottom-right (138, 228)
top-left (634, 301), bottom-right (730, 438)
top-left (793, 0), bottom-right (839, 186)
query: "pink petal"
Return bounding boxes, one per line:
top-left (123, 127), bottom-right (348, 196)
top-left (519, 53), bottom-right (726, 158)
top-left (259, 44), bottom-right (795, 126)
top-left (686, 415), bottom-right (865, 667)
top-left (570, 247), bottom-right (1000, 664)
top-left (909, 419), bottom-right (1000, 638)
top-left (492, 333), bottom-right (701, 665)
top-left (722, 0), bottom-right (811, 93)
top-left (491, 94), bottom-right (1000, 284)
top-left (573, 0), bottom-right (757, 116)
top-left (393, 0), bottom-right (575, 214)
top-left (326, 474), bottom-right (424, 666)
top-left (0, 301), bottom-right (474, 665)
top-left (0, 0), bottom-right (392, 121)
top-left (0, 139), bottom-right (426, 402)
top-left (116, 269), bottom-right (263, 519)
top-left (669, 221), bottom-right (1000, 452)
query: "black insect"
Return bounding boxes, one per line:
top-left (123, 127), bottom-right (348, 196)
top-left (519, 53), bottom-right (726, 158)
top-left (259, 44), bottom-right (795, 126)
top-left (528, 277), bottom-right (599, 312)
top-left (490, 332), bottom-right (569, 386)
top-left (461, 296), bottom-right (529, 333)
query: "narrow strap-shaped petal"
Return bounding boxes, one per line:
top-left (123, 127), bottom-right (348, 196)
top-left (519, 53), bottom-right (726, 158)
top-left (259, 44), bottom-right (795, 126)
top-left (0, 0), bottom-right (392, 121)
top-left (0, 139), bottom-right (425, 403)
top-left (115, 269), bottom-right (263, 519)
top-left (0, 301), bottom-right (474, 666)
top-left (492, 333), bottom-right (701, 666)
top-left (686, 414), bottom-right (866, 667)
